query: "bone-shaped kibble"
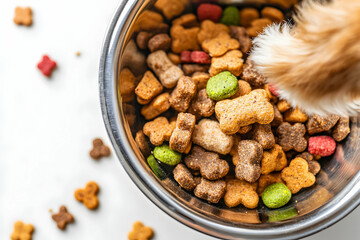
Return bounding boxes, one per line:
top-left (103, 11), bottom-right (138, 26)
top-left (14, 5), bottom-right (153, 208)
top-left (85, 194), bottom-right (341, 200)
top-left (11, 221), bottom-right (34, 240)
top-left (169, 113), bottom-right (196, 153)
top-left (306, 114), bottom-right (340, 135)
top-left (143, 117), bottom-right (176, 146)
top-left (209, 49), bottom-right (244, 77)
top-left (147, 50), bottom-right (184, 88)
top-left (215, 89), bottom-right (274, 134)
top-left (173, 163), bottom-right (197, 191)
top-left (169, 76), bottom-right (197, 112)
top-left (261, 144), bottom-right (287, 175)
top-left (74, 181), bottom-right (99, 210)
top-left (202, 33), bottom-right (240, 57)
top-left (296, 152), bottom-right (321, 175)
top-left (51, 206), bottom-right (74, 230)
top-left (194, 178), bottom-right (226, 203)
top-left (277, 122), bottom-right (307, 152)
top-left (185, 146), bottom-right (229, 180)
top-left (224, 179), bottom-right (259, 208)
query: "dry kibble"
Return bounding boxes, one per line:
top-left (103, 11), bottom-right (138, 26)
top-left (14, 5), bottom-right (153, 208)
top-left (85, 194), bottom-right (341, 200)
top-left (257, 173), bottom-right (284, 196)
top-left (332, 117), bottom-right (350, 141)
top-left (296, 152), bottom-right (321, 175)
top-left (192, 119), bottom-right (234, 155)
top-left (182, 64), bottom-right (210, 76)
top-left (128, 221), bottom-right (154, 240)
top-left (202, 33), bottom-right (240, 57)
top-left (147, 50), bottom-right (184, 88)
top-left (170, 25), bottom-right (200, 53)
top-left (281, 157), bottom-right (316, 194)
top-left (168, 52), bottom-right (181, 65)
top-left (169, 76), bottom-right (197, 112)
top-left (192, 72), bottom-right (210, 89)
top-left (141, 93), bottom-right (170, 120)
top-left (235, 140), bottom-right (263, 183)
top-left (306, 114), bottom-right (340, 135)
top-left (247, 18), bottom-right (273, 37)
top-left (185, 146), bottom-right (229, 180)
top-left (277, 122), bottom-right (307, 152)
top-left (242, 59), bottom-right (266, 87)
top-left (90, 138), bottom-right (111, 160)
top-left (264, 84), bottom-right (278, 102)
top-left (173, 163), bottom-right (197, 191)
top-left (122, 40), bottom-right (147, 75)
top-left (239, 8), bottom-right (260, 27)
top-left (148, 33), bottom-right (171, 52)
top-left (238, 125), bottom-right (253, 135)
top-left (136, 32), bottom-right (154, 50)
top-left (197, 20), bottom-right (229, 44)
top-left (14, 7), bottom-right (33, 26)
top-left (271, 104), bottom-right (283, 127)
top-left (119, 68), bottom-right (137, 103)
top-left (133, 10), bottom-right (169, 32)
top-left (284, 107), bottom-right (308, 123)
top-left (135, 130), bottom-right (151, 157)
top-left (215, 89), bottom-right (274, 134)
top-left (172, 13), bottom-right (198, 27)
top-left (261, 7), bottom-right (284, 23)
top-left (277, 99), bottom-right (291, 112)
top-left (169, 113), bottom-right (196, 153)
top-left (135, 71), bottom-right (163, 104)
top-left (11, 221), bottom-right (34, 240)
top-left (251, 123), bottom-right (275, 150)
top-left (124, 103), bottom-right (137, 126)
top-left (229, 26), bottom-right (253, 54)
top-left (154, 0), bottom-right (187, 19)
top-left (230, 134), bottom-right (242, 165)
top-left (194, 178), bottom-right (226, 203)
top-left (224, 179), bottom-right (259, 208)
top-left (143, 116), bottom-right (176, 146)
top-left (209, 50), bottom-right (244, 77)
top-left (261, 144), bottom-right (287, 174)
top-left (188, 89), bottom-right (215, 118)
top-left (51, 206), bottom-right (74, 230)
top-left (74, 181), bottom-right (99, 210)
top-left (232, 80), bottom-right (252, 99)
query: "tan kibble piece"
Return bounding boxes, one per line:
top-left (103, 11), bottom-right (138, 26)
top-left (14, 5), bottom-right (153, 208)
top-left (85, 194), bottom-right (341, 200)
top-left (215, 89), bottom-right (274, 134)
top-left (229, 26), bottom-right (253, 54)
top-left (90, 138), bottom-right (111, 160)
top-left (242, 59), bottom-right (266, 87)
top-left (11, 221), bottom-right (34, 240)
top-left (224, 179), bottom-right (259, 208)
top-left (141, 92), bottom-right (171, 120)
top-left (247, 18), bottom-right (273, 37)
top-left (169, 76), bottom-right (197, 112)
top-left (170, 25), bottom-right (200, 53)
top-left (261, 7), bottom-right (284, 23)
top-left (74, 181), bottom-right (99, 209)
top-left (194, 178), bottom-right (226, 203)
top-left (134, 10), bottom-right (168, 32)
top-left (277, 122), bottom-right (307, 152)
top-left (143, 116), bottom-right (176, 145)
top-left (119, 68), bottom-right (136, 103)
top-left (183, 64), bottom-right (209, 76)
top-left (235, 140), bottom-right (263, 183)
top-left (154, 0), bottom-right (187, 19)
top-left (202, 33), bottom-right (240, 57)
top-left (232, 80), bottom-right (252, 99)
top-left (167, 52), bottom-right (181, 65)
top-left (284, 107), bottom-right (308, 123)
top-left (173, 164), bottom-right (197, 191)
top-left (332, 117), bottom-right (350, 142)
top-left (192, 72), bottom-right (210, 89)
top-left (197, 20), bottom-right (229, 44)
top-left (306, 114), bottom-right (340, 135)
top-left (239, 8), bottom-right (259, 27)
top-left (296, 152), bottom-right (321, 175)
top-left (172, 13), bottom-right (198, 27)
top-left (136, 32), bottom-right (154, 50)
top-left (271, 104), bottom-right (283, 127)
top-left (185, 146), bottom-right (229, 180)
top-left (209, 50), bottom-right (244, 77)
top-left (137, 97), bottom-right (151, 105)
top-left (238, 124), bottom-right (253, 134)
top-left (135, 130), bottom-right (151, 157)
top-left (51, 206), bottom-right (74, 230)
top-left (277, 99), bottom-right (291, 112)
top-left (135, 71), bottom-right (163, 103)
top-left (257, 173), bottom-right (284, 196)
top-left (148, 33), bottom-right (171, 52)
top-left (261, 144), bottom-right (287, 174)
top-left (281, 157), bottom-right (316, 194)
top-left (147, 50), bottom-right (184, 88)
top-left (128, 221), bottom-right (154, 240)
top-left (192, 119), bottom-right (234, 155)
top-left (251, 123), bottom-right (275, 150)
top-left (169, 113), bottom-right (196, 153)
top-left (14, 7), bottom-right (32, 26)
top-left (230, 135), bottom-right (241, 165)
top-left (188, 89), bottom-right (215, 118)
top-left (122, 40), bottom-right (147, 75)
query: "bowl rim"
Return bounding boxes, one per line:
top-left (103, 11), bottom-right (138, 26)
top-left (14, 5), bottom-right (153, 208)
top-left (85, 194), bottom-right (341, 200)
top-left (99, 1), bottom-right (360, 239)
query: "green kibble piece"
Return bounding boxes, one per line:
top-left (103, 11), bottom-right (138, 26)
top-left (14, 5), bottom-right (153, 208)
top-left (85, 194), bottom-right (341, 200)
top-left (147, 155), bottom-right (166, 180)
top-left (262, 183), bottom-right (292, 209)
top-left (206, 71), bottom-right (239, 101)
top-left (153, 144), bottom-right (181, 166)
top-left (220, 6), bottom-right (239, 26)
top-left (267, 207), bottom-right (298, 222)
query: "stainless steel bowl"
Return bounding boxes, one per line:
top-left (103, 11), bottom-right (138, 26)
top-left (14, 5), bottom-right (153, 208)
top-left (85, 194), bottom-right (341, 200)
top-left (99, 0), bottom-right (360, 239)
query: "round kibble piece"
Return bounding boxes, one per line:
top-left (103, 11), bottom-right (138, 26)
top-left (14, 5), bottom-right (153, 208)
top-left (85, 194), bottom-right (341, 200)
top-left (308, 136), bottom-right (336, 157)
top-left (147, 155), bottom-right (166, 179)
top-left (220, 6), bottom-right (239, 26)
top-left (153, 144), bottom-right (182, 166)
top-left (206, 71), bottom-right (239, 101)
top-left (262, 183), bottom-right (292, 209)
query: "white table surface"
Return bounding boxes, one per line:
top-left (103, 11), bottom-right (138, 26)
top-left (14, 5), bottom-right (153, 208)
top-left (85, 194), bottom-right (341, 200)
top-left (1, 0), bottom-right (360, 239)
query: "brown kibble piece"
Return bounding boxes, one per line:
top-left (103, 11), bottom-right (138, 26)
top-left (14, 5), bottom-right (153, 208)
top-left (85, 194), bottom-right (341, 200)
top-left (194, 178), bottom-right (226, 203)
top-left (235, 140), bottom-right (263, 183)
top-left (224, 179), bottom-right (259, 208)
top-left (202, 33), bottom-right (240, 57)
top-left (261, 7), bottom-right (284, 23)
top-left (172, 13), bottom-right (198, 27)
top-left (141, 92), bottom-right (171, 120)
top-left (229, 26), bottom-right (253, 54)
top-left (74, 181), bottom-right (99, 210)
top-left (51, 206), bottom-right (74, 230)
top-left (134, 10), bottom-right (168, 32)
top-left (281, 157), bottom-right (316, 194)
top-left (169, 113), bottom-right (196, 153)
top-left (182, 64), bottom-right (210, 76)
top-left (135, 130), bottom-right (151, 157)
top-left (122, 40), bottom-right (147, 75)
top-left (90, 138), bottom-right (111, 160)
top-left (284, 107), bottom-right (308, 123)
top-left (192, 72), bottom-right (210, 89)
top-left (168, 52), bottom-right (181, 65)
top-left (136, 32), bottom-right (154, 50)
top-left (297, 152), bottom-right (321, 175)
top-left (173, 164), bottom-right (197, 191)
top-left (271, 104), bottom-right (283, 127)
top-left (247, 18), bottom-right (273, 37)
top-left (277, 122), bottom-right (307, 152)
top-left (197, 20), bottom-right (229, 44)
top-left (128, 221), bottom-right (154, 240)
top-left (306, 114), bottom-right (340, 135)
top-left (261, 144), bottom-right (287, 174)
top-left (14, 7), bottom-right (32, 26)
top-left (124, 103), bottom-right (137, 126)
top-left (251, 123), bottom-right (275, 150)
top-left (188, 89), bottom-right (215, 118)
top-left (209, 50), bottom-right (244, 77)
top-left (215, 89), bottom-right (274, 134)
top-left (185, 146), bottom-right (229, 180)
top-left (242, 59), bottom-right (266, 87)
top-left (135, 71), bottom-right (163, 103)
top-left (238, 125), bottom-right (253, 135)
top-left (11, 221), bottom-right (34, 240)
top-left (143, 117), bottom-right (176, 146)
top-left (239, 8), bottom-right (260, 27)
top-left (170, 25), bottom-right (200, 53)
top-left (277, 99), bottom-right (291, 112)
top-left (332, 117), bottom-right (350, 142)
top-left (148, 33), bottom-right (171, 52)
top-left (169, 76), bottom-right (197, 112)
top-left (154, 0), bottom-right (186, 19)
top-left (192, 119), bottom-right (234, 155)
top-left (257, 173), bottom-right (284, 196)
top-left (119, 68), bottom-right (137, 103)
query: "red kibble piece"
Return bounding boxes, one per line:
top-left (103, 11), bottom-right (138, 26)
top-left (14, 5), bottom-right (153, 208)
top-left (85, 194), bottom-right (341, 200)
top-left (197, 3), bottom-right (223, 22)
top-left (268, 83), bottom-right (279, 96)
top-left (180, 51), bottom-right (192, 63)
top-left (37, 55), bottom-right (57, 77)
top-left (191, 51), bottom-right (211, 64)
top-left (308, 136), bottom-right (336, 157)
